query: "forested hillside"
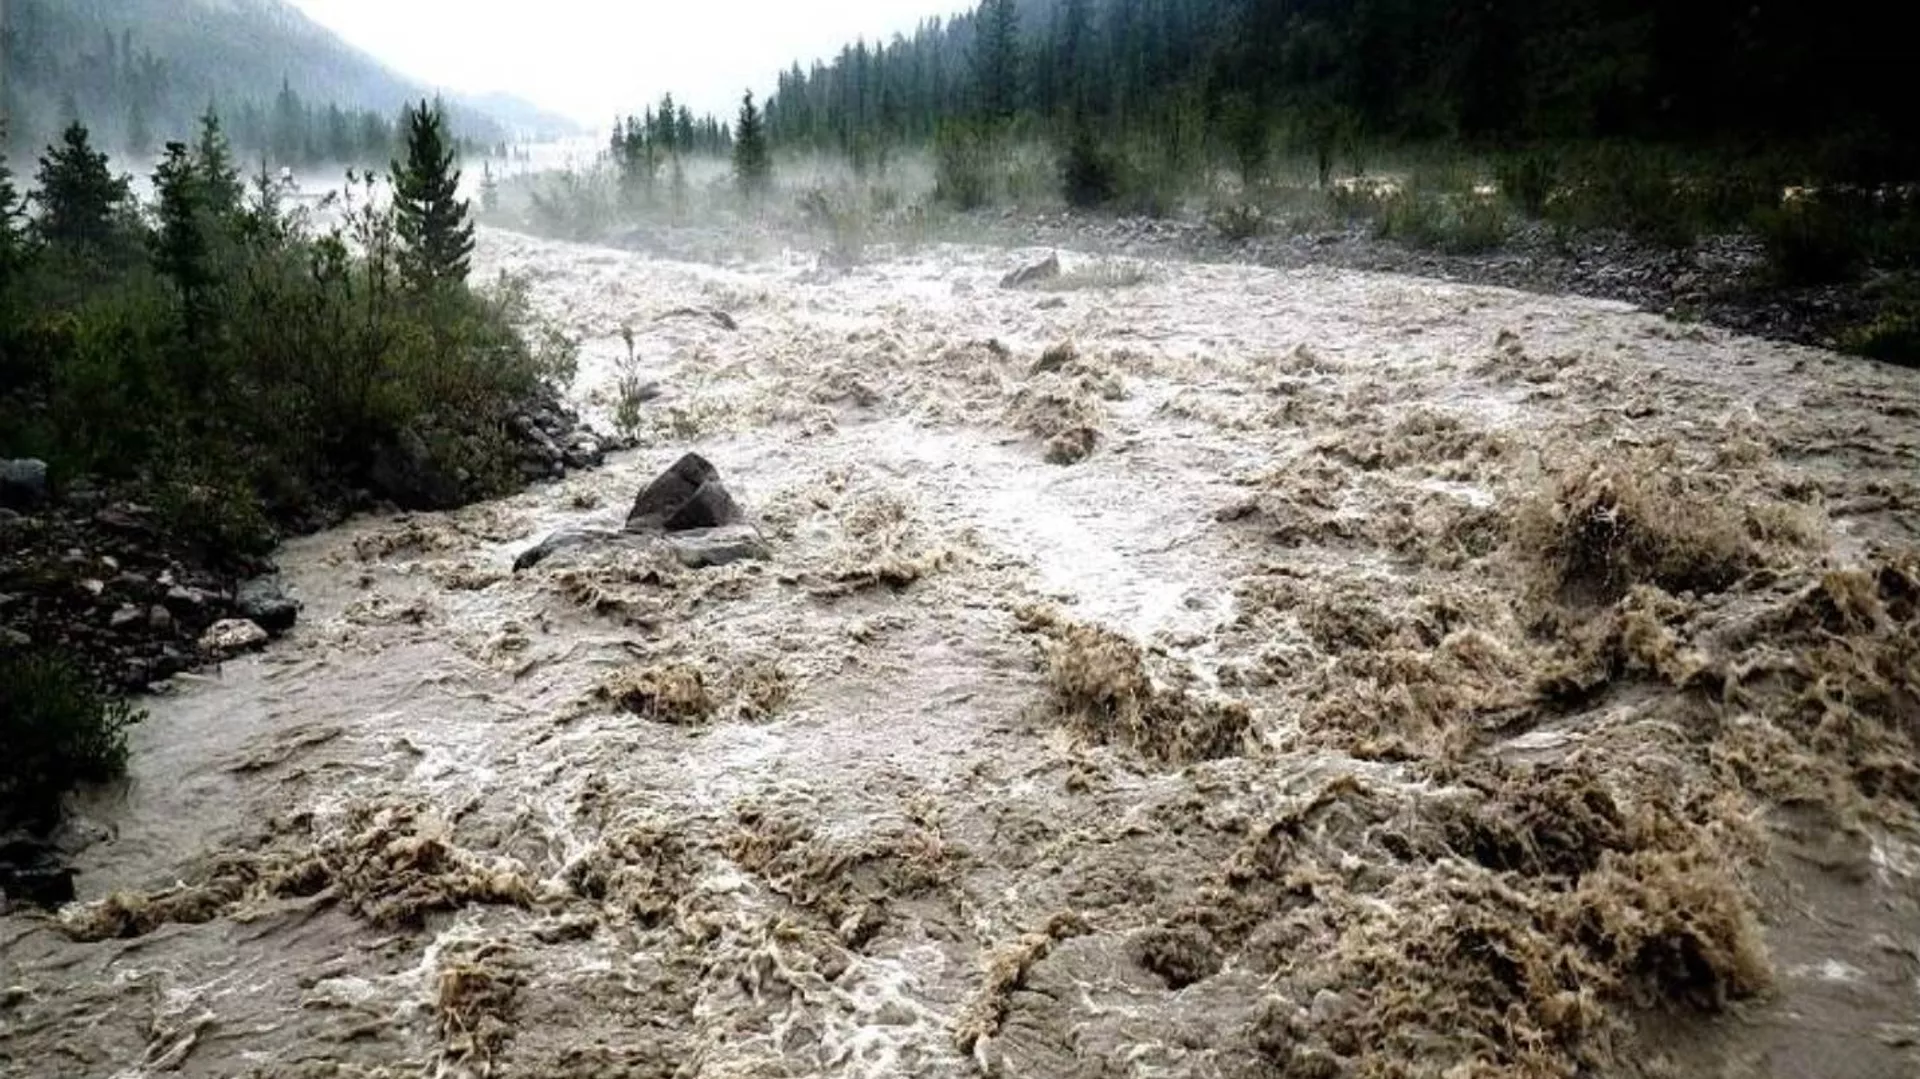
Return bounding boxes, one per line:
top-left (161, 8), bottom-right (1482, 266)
top-left (0, 0), bottom-right (575, 163)
top-left (762, 0), bottom-right (1911, 179)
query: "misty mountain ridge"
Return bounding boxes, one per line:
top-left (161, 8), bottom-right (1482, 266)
top-left (1, 0), bottom-right (579, 152)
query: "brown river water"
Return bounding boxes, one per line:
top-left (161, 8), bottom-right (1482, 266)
top-left (4, 228), bottom-right (1918, 1079)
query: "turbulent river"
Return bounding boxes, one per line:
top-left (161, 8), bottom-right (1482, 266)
top-left (4, 227), bottom-right (1919, 1079)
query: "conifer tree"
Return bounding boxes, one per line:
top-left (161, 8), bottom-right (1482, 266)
top-left (272, 77), bottom-right (303, 164)
top-left (194, 107), bottom-right (245, 218)
top-left (972, 0), bottom-right (1021, 122)
top-left (676, 106), bottom-right (695, 155)
top-left (733, 90), bottom-right (772, 197)
top-left (480, 160), bottom-right (499, 215)
top-left (151, 141), bottom-right (215, 341)
top-left (655, 95), bottom-right (678, 155)
top-left (34, 122), bottom-right (131, 250)
top-left (390, 99), bottom-right (474, 291)
top-left (0, 130), bottom-right (30, 279)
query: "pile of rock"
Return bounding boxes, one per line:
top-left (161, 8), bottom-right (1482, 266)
top-left (509, 390), bottom-right (617, 483)
top-left (0, 468), bottom-right (302, 690)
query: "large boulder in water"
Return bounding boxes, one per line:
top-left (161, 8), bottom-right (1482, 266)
top-left (625, 453), bottom-right (746, 533)
top-left (516, 455), bottom-right (764, 573)
top-left (237, 576), bottom-right (301, 634)
top-left (1000, 253), bottom-right (1061, 289)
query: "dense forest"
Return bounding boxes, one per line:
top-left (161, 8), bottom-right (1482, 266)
top-left (760, 0), bottom-right (1913, 181)
top-left (0, 0), bottom-right (573, 163)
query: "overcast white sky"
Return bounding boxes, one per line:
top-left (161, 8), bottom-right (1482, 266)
top-left (288, 0), bottom-right (963, 126)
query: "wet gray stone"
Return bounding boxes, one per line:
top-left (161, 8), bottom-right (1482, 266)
top-left (1000, 253), bottom-right (1061, 289)
top-left (666, 525), bottom-right (770, 569)
top-left (237, 576), bottom-right (300, 634)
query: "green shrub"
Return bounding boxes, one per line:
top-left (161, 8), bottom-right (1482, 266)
top-left (1495, 152), bottom-right (1558, 216)
top-left (1061, 130), bottom-right (1119, 209)
top-left (1, 121), bottom-right (568, 547)
top-left (934, 122), bottom-right (994, 210)
top-left (1845, 314), bottom-right (1920, 365)
top-left (1536, 147), bottom-right (1696, 247)
top-left (798, 187), bottom-right (867, 267)
top-left (1449, 196), bottom-right (1513, 253)
top-left (1374, 189), bottom-right (1510, 254)
top-left (1374, 190), bottom-right (1443, 244)
top-left (1753, 195), bottom-right (1870, 285)
top-left (0, 651), bottom-right (143, 831)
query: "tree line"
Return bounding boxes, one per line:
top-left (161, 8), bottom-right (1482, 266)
top-left (758, 0), bottom-right (1913, 181)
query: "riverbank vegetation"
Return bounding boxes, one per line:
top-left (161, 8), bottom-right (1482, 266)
top-left (0, 102), bottom-right (573, 833)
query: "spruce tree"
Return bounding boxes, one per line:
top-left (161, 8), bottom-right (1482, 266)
top-left (480, 160), bottom-right (499, 215)
top-left (733, 90), bottom-right (772, 198)
top-left (194, 108), bottom-right (245, 218)
top-left (676, 106), bottom-right (696, 156)
top-left (0, 131), bottom-right (30, 278)
top-left (34, 122), bottom-right (131, 250)
top-left (972, 0), bottom-right (1021, 122)
top-left (655, 95), bottom-right (678, 154)
top-left (151, 141), bottom-right (215, 339)
top-left (390, 99), bottom-right (474, 291)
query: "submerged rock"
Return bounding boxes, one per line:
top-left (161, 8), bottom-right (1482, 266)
top-left (1001, 253), bottom-right (1061, 289)
top-left (510, 526), bottom-right (634, 572)
top-left (666, 525), bottom-right (771, 569)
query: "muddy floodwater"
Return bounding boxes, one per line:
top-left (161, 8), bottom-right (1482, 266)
top-left (4, 229), bottom-right (1919, 1078)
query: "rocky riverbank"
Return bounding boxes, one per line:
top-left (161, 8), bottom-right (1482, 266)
top-left (0, 387), bottom-right (619, 910)
top-left (956, 210), bottom-right (1882, 355)
top-left (1, 391), bottom-right (616, 695)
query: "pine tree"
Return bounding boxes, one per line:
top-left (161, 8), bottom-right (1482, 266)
top-left (272, 77), bottom-right (303, 164)
top-left (655, 95), bottom-right (678, 155)
top-left (676, 106), bottom-right (695, 155)
top-left (34, 122), bottom-right (131, 250)
top-left (973, 0), bottom-right (1021, 122)
top-left (151, 141), bottom-right (215, 339)
top-left (733, 90), bottom-right (772, 197)
top-left (390, 99), bottom-right (474, 291)
top-left (0, 130), bottom-right (30, 278)
top-left (194, 107), bottom-right (244, 218)
top-left (480, 160), bottom-right (499, 214)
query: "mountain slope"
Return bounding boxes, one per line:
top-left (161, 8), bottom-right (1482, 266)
top-left (0, 0), bottom-right (576, 154)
